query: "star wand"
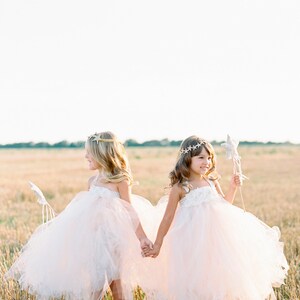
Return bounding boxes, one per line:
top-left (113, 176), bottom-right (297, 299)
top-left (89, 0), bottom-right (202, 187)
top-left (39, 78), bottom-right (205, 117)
top-left (29, 181), bottom-right (56, 224)
top-left (221, 135), bottom-right (248, 211)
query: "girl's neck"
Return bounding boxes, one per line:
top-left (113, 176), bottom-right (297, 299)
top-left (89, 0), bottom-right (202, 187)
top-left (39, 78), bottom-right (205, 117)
top-left (96, 171), bottom-right (107, 182)
top-left (188, 173), bottom-right (205, 182)
top-left (187, 175), bottom-right (209, 187)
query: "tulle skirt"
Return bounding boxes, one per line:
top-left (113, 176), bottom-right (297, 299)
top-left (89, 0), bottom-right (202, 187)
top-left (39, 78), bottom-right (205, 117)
top-left (5, 189), bottom-right (289, 300)
top-left (132, 193), bottom-right (289, 300)
top-left (6, 191), bottom-right (144, 300)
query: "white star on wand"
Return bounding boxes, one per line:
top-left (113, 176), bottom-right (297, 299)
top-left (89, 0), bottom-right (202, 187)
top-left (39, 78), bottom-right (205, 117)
top-left (221, 135), bottom-right (248, 211)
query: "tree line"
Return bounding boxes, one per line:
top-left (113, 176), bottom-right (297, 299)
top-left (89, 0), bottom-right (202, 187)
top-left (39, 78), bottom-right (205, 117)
top-left (0, 139), bottom-right (296, 149)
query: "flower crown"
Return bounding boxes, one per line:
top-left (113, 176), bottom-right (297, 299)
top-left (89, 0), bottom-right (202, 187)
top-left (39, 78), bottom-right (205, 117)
top-left (88, 133), bottom-right (114, 144)
top-left (179, 140), bottom-right (207, 155)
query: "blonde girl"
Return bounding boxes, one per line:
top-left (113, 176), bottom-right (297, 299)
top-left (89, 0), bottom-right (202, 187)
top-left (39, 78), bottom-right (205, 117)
top-left (6, 131), bottom-right (152, 300)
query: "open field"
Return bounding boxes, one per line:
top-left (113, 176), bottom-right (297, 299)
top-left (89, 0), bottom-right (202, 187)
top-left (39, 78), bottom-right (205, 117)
top-left (0, 146), bottom-right (299, 299)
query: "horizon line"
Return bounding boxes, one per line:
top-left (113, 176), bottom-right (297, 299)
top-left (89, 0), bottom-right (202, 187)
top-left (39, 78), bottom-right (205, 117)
top-left (0, 138), bottom-right (299, 148)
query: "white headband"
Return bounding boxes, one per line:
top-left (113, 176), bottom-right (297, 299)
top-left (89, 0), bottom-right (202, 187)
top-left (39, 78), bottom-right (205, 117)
top-left (179, 140), bottom-right (206, 155)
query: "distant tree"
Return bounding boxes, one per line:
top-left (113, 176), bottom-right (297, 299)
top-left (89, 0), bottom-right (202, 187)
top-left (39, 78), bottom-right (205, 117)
top-left (69, 141), bottom-right (85, 148)
top-left (160, 138), bottom-right (170, 146)
top-left (52, 140), bottom-right (69, 148)
top-left (124, 139), bottom-right (140, 147)
top-left (35, 142), bottom-right (51, 148)
top-left (170, 140), bottom-right (182, 146)
top-left (141, 140), bottom-right (162, 147)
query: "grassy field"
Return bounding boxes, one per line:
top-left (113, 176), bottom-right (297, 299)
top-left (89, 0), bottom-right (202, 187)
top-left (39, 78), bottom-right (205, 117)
top-left (0, 146), bottom-right (299, 299)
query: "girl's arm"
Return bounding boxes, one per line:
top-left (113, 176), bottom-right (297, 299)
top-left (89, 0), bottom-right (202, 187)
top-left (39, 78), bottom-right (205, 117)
top-left (144, 184), bottom-right (182, 258)
top-left (215, 175), bottom-right (241, 204)
top-left (117, 180), bottom-right (152, 246)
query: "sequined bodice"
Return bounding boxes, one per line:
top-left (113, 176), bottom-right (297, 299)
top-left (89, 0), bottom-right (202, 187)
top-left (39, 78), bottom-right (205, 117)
top-left (179, 183), bottom-right (220, 207)
top-left (89, 184), bottom-right (120, 197)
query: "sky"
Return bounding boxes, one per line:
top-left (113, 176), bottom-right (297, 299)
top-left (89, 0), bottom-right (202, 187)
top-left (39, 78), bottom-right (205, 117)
top-left (0, 0), bottom-right (299, 144)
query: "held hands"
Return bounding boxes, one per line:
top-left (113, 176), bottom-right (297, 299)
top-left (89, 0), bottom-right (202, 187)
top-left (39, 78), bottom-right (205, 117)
top-left (140, 237), bottom-right (153, 256)
top-left (142, 242), bottom-right (161, 258)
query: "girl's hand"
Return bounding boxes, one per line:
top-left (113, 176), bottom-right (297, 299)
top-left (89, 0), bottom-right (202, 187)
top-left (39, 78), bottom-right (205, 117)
top-left (143, 243), bottom-right (161, 258)
top-left (140, 237), bottom-right (153, 256)
top-left (231, 174), bottom-right (242, 187)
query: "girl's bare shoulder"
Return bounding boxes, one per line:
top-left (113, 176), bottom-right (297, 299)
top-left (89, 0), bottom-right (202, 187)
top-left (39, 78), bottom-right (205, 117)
top-left (170, 183), bottom-right (185, 200)
top-left (116, 179), bottom-right (130, 189)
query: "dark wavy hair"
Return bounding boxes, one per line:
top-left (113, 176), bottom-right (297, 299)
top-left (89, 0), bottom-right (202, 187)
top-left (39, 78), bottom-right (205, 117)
top-left (169, 135), bottom-right (219, 187)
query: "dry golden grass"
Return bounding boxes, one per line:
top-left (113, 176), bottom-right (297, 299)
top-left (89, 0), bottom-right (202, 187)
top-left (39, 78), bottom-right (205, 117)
top-left (0, 146), bottom-right (299, 299)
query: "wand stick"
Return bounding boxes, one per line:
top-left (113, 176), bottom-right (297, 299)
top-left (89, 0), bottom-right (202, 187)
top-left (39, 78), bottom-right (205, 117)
top-left (221, 135), bottom-right (248, 212)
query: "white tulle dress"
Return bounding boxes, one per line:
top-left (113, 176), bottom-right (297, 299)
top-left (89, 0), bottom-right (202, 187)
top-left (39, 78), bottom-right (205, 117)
top-left (5, 181), bottom-right (146, 300)
top-left (134, 180), bottom-right (289, 300)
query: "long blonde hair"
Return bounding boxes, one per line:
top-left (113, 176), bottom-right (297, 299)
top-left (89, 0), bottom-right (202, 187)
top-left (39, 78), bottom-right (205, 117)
top-left (86, 131), bottom-right (133, 184)
top-left (169, 135), bottom-right (218, 187)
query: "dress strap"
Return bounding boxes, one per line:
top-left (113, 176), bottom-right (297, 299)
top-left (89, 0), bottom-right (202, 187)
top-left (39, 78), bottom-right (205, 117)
top-left (92, 175), bottom-right (98, 185)
top-left (208, 179), bottom-right (214, 188)
top-left (203, 177), bottom-right (215, 190)
top-left (182, 185), bottom-right (189, 193)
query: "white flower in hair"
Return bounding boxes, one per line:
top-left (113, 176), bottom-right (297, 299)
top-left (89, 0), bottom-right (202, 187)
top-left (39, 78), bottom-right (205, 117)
top-left (88, 133), bottom-right (114, 144)
top-left (92, 133), bottom-right (102, 143)
top-left (180, 140), bottom-right (206, 155)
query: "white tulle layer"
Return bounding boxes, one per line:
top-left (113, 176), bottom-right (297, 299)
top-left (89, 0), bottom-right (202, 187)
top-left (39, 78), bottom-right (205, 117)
top-left (132, 186), bottom-right (289, 300)
top-left (6, 184), bottom-right (289, 300)
top-left (6, 187), bottom-right (144, 300)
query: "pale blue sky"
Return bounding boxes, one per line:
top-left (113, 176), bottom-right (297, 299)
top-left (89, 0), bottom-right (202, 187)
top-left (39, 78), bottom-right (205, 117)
top-left (0, 0), bottom-right (299, 144)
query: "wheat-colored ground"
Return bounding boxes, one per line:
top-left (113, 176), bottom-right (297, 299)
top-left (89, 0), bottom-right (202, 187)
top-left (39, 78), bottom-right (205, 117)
top-left (0, 147), bottom-right (299, 299)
